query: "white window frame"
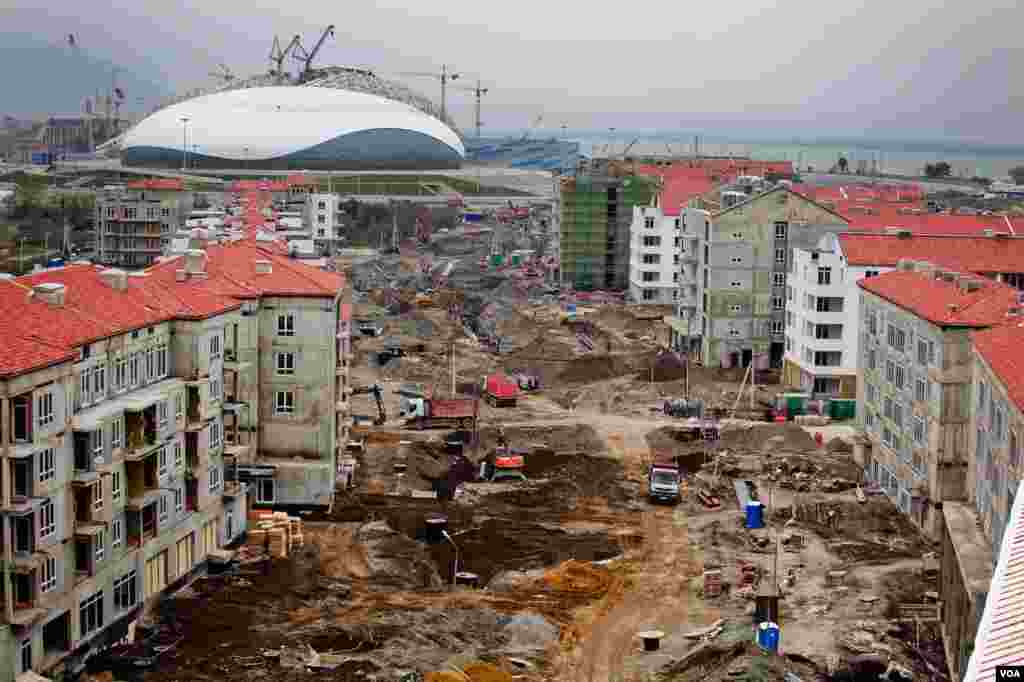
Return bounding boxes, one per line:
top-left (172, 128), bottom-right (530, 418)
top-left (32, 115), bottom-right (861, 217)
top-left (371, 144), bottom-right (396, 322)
top-left (94, 529), bottom-right (105, 563)
top-left (210, 377), bottom-right (221, 401)
top-left (158, 446), bottom-right (168, 477)
top-left (276, 352), bottom-right (295, 376)
top-left (174, 441), bottom-right (183, 468)
top-left (275, 390), bottom-right (295, 415)
top-left (175, 393), bottom-right (184, 419)
top-left (40, 555), bottom-right (57, 593)
top-left (775, 248), bottom-right (786, 264)
top-left (159, 495), bottom-right (168, 521)
top-left (175, 486), bottom-right (184, 513)
top-left (93, 428), bottom-right (104, 457)
top-left (37, 391), bottom-right (54, 427)
top-left (145, 348), bottom-right (155, 381)
top-left (210, 420), bottom-right (221, 449)
top-left (80, 370), bottom-right (92, 407)
top-left (772, 296), bottom-right (784, 311)
top-left (157, 344), bottom-right (168, 378)
top-left (112, 471), bottom-right (122, 502)
top-left (129, 353), bottom-right (140, 387)
top-left (112, 518), bottom-right (122, 548)
top-left (94, 363), bottom-right (106, 397)
top-left (114, 570), bottom-right (136, 610)
top-left (38, 448), bottom-right (55, 483)
top-left (79, 590), bottom-right (104, 636)
top-left (40, 500), bottom-right (55, 539)
top-left (158, 401), bottom-right (168, 428)
top-left (772, 272), bottom-right (785, 287)
top-left (277, 314), bottom-right (295, 337)
top-left (210, 333), bottom-right (221, 360)
top-left (116, 357), bottom-right (127, 390)
top-left (92, 480), bottom-right (103, 512)
top-left (111, 417), bottom-right (123, 449)
top-left (208, 465), bottom-right (221, 494)
top-left (257, 478), bottom-right (275, 504)
top-left (775, 222), bottom-right (788, 240)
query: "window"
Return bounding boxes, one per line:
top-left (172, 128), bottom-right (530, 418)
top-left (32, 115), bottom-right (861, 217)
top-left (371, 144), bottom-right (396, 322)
top-left (208, 465), bottom-right (221, 494)
top-left (145, 348), bottom-right (155, 380)
top-left (157, 345), bottom-right (168, 377)
top-left (257, 479), bottom-right (275, 504)
top-left (644, 216), bottom-right (655, 229)
top-left (209, 333), bottom-right (221, 360)
top-left (641, 289), bottom-right (656, 301)
top-left (772, 296), bottom-right (784, 311)
top-left (866, 409), bottom-right (875, 429)
top-left (772, 272), bottom-right (785, 287)
top-left (158, 495), bottom-right (168, 521)
top-left (93, 480), bottom-right (103, 512)
top-left (866, 383), bottom-right (877, 404)
top-left (642, 236), bottom-right (661, 247)
top-left (915, 378), bottom-right (927, 403)
top-left (729, 304), bottom-right (742, 314)
top-left (174, 441), bottom-right (183, 468)
top-left (114, 571), bottom-right (136, 610)
top-left (865, 269), bottom-right (879, 278)
top-left (112, 518), bottom-right (122, 548)
top-left (129, 353), bottom-right (140, 386)
top-left (158, 401), bottom-right (168, 428)
top-left (317, 214), bottom-right (325, 225)
top-left (111, 417), bottom-right (123, 450)
top-left (37, 392), bottom-right (54, 427)
top-left (728, 328), bottom-right (741, 337)
top-left (867, 311), bottom-right (878, 335)
top-left (730, 280), bottom-right (743, 288)
top-left (641, 254), bottom-right (660, 265)
top-left (317, 200), bottom-right (326, 210)
top-left (176, 535), bottom-right (194, 578)
top-left (175, 486), bottom-right (183, 513)
top-left (770, 320), bottom-right (784, 335)
top-left (158, 446), bottom-right (168, 476)
top-left (40, 556), bottom-right (56, 594)
top-left (731, 256), bottom-right (743, 264)
top-left (39, 448), bottom-right (55, 483)
top-left (40, 500), bottom-right (55, 539)
top-left (893, 402), bottom-right (903, 428)
top-left (110, 470), bottom-right (122, 502)
top-left (916, 339), bottom-right (928, 365)
top-left (732, 232), bottom-right (743, 240)
top-left (175, 393), bottom-right (184, 419)
top-left (210, 420), bottom-right (221, 449)
top-left (887, 324), bottom-right (906, 351)
top-left (775, 248), bottom-right (786, 264)
top-left (275, 391), bottom-right (295, 415)
top-left (787, 311), bottom-right (794, 327)
top-left (115, 357), bottom-right (127, 390)
top-left (914, 417), bottom-right (925, 444)
top-left (894, 364), bottom-right (906, 389)
top-left (210, 378), bottom-right (220, 401)
top-left (93, 428), bottom-right (104, 457)
top-left (94, 363), bottom-right (105, 397)
top-left (80, 371), bottom-right (91, 407)
top-left (787, 285), bottom-right (793, 301)
top-left (20, 639), bottom-right (31, 674)
top-left (642, 271), bottom-right (659, 282)
top-left (817, 266), bottom-right (831, 285)
top-left (145, 552), bottom-right (168, 596)
top-left (867, 348), bottom-right (877, 370)
top-left (94, 529), bottom-right (105, 563)
top-left (277, 314), bottom-right (295, 337)
top-left (774, 222), bottom-right (788, 240)
top-left (276, 352), bottom-right (295, 375)
top-left (884, 397), bottom-right (893, 419)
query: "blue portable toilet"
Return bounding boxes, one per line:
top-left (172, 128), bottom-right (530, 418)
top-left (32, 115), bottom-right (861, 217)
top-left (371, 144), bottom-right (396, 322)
top-left (756, 622), bottom-right (780, 652)
top-left (745, 501), bottom-right (764, 529)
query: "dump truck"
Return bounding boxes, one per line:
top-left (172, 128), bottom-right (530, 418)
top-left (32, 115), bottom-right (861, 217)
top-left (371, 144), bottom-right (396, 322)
top-left (484, 374), bottom-right (519, 407)
top-left (401, 397), bottom-right (478, 430)
top-left (648, 459), bottom-right (682, 505)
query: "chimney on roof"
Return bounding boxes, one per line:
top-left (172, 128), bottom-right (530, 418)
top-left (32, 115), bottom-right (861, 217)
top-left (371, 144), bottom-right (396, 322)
top-left (254, 259), bottom-right (273, 275)
top-left (184, 249), bottom-right (206, 275)
top-left (99, 268), bottom-right (128, 292)
top-left (33, 282), bottom-right (66, 307)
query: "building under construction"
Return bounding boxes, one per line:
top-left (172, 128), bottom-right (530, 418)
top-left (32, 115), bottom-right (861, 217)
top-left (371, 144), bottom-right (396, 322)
top-left (557, 161), bottom-right (657, 291)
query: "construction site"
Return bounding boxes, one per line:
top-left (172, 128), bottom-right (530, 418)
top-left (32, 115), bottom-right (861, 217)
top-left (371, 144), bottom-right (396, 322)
top-left (61, 190), bottom-right (948, 682)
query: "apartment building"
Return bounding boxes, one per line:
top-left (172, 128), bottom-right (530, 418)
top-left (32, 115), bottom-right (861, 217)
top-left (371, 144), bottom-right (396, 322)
top-left (559, 167), bottom-right (657, 291)
top-left (628, 206), bottom-right (680, 304)
top-left (853, 262), bottom-right (1018, 540)
top-left (302, 193), bottom-right (347, 252)
top-left (95, 180), bottom-right (190, 269)
top-left (0, 243), bottom-right (346, 680)
top-left (700, 186), bottom-right (849, 368)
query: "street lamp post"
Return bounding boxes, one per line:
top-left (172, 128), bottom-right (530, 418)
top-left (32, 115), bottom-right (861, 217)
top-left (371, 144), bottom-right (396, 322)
top-left (441, 530), bottom-right (459, 591)
top-left (179, 116), bottom-right (190, 171)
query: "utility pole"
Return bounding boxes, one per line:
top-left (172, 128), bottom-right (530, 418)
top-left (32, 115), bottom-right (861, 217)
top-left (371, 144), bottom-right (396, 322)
top-left (469, 80), bottom-right (488, 140)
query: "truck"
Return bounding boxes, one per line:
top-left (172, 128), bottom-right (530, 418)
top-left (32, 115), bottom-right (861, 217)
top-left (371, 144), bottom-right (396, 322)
top-left (484, 374), bottom-right (519, 407)
top-left (402, 397), bottom-right (478, 430)
top-left (648, 459), bottom-right (682, 505)
top-left (479, 448), bottom-right (528, 483)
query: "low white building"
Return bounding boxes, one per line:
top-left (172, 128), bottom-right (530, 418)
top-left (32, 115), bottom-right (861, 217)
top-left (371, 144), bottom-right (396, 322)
top-left (783, 233), bottom-right (892, 398)
top-left (302, 193), bottom-right (347, 250)
top-left (628, 205), bottom-right (681, 304)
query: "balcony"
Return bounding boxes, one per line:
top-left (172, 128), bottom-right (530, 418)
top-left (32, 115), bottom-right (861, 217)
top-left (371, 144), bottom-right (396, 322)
top-left (126, 502), bottom-right (158, 548)
top-left (9, 568), bottom-right (46, 626)
top-left (125, 453), bottom-right (159, 509)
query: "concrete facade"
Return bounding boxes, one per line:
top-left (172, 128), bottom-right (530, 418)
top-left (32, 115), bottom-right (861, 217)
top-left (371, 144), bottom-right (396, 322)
top-left (302, 193), bottom-right (346, 251)
top-left (95, 186), bottom-right (190, 268)
top-left (628, 205), bottom-right (681, 304)
top-left (783, 233), bottom-right (893, 398)
top-left (701, 187), bottom-right (848, 369)
top-left (665, 207), bottom-right (708, 355)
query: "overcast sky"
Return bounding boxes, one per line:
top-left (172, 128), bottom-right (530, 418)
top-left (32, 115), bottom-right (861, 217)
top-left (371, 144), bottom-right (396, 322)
top-left (2, 0), bottom-right (1021, 141)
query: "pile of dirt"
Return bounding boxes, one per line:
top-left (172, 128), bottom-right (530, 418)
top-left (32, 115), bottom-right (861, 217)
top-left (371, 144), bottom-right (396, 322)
top-left (541, 559), bottom-right (615, 593)
top-left (429, 519), bottom-right (620, 584)
top-left (355, 520), bottom-right (445, 590)
top-left (827, 436), bottom-right (854, 453)
top-left (719, 422), bottom-right (817, 451)
top-left (556, 353), bottom-right (651, 384)
top-left (636, 351), bottom-right (687, 382)
top-left (477, 424), bottom-right (606, 457)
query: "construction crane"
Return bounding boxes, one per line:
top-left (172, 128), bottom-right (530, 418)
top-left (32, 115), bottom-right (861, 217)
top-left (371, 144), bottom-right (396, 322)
top-left (453, 80), bottom-right (489, 139)
top-left (396, 65), bottom-right (459, 121)
top-left (209, 62), bottom-right (235, 84)
top-left (351, 383), bottom-right (386, 425)
top-left (269, 35), bottom-right (302, 76)
top-left (292, 25), bottom-right (336, 83)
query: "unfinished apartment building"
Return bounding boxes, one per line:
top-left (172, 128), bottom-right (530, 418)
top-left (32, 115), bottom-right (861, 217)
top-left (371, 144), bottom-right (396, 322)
top-left (94, 179), bottom-right (191, 268)
top-left (0, 243), bottom-right (346, 680)
top-left (700, 186), bottom-right (849, 368)
top-left (559, 162), bottom-right (656, 291)
top-left (854, 262), bottom-right (1018, 539)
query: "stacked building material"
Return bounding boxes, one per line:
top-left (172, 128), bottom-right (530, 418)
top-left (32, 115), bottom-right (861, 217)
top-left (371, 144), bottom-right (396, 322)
top-left (245, 511), bottom-right (305, 558)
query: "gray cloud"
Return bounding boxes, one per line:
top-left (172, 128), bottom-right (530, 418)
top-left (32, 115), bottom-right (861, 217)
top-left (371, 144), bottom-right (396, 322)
top-left (1, 0), bottom-right (1021, 140)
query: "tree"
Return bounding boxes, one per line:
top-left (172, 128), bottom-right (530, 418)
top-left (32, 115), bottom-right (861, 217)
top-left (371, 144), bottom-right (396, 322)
top-left (12, 173), bottom-right (48, 217)
top-left (837, 156), bottom-right (849, 173)
top-left (924, 162), bottom-right (953, 179)
top-left (1009, 166), bottom-right (1024, 185)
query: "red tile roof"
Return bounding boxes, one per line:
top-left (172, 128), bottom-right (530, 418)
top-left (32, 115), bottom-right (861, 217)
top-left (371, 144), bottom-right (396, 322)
top-left (858, 269), bottom-right (1019, 327)
top-left (126, 178), bottom-right (185, 191)
top-left (972, 324), bottom-right (1024, 414)
top-left (840, 233), bottom-right (1024, 273)
top-left (838, 205), bottom-right (1023, 235)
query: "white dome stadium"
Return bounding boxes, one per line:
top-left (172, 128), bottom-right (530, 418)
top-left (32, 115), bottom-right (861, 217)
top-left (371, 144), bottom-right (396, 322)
top-left (120, 86), bottom-right (465, 170)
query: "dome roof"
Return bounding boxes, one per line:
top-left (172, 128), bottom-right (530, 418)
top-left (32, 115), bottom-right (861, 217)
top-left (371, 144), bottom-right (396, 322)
top-left (121, 86), bottom-right (464, 165)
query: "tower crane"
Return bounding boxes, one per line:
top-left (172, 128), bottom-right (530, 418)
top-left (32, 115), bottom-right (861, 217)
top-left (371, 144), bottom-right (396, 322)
top-left (209, 62), bottom-right (235, 84)
top-left (452, 80), bottom-right (489, 140)
top-left (269, 35), bottom-right (302, 76)
top-left (292, 25), bottom-right (336, 83)
top-left (396, 65), bottom-right (459, 122)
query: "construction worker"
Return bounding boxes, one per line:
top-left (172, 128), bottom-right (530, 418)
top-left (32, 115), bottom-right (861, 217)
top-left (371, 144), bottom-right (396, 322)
top-left (496, 426), bottom-right (508, 449)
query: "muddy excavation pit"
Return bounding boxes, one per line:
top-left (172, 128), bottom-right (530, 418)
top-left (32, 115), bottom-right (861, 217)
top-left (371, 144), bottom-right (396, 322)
top-left (427, 517), bottom-right (622, 584)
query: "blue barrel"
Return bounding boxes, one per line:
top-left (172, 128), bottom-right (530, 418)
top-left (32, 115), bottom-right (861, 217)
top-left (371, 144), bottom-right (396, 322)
top-left (757, 622), bottom-right (780, 652)
top-left (745, 501), bottom-right (764, 529)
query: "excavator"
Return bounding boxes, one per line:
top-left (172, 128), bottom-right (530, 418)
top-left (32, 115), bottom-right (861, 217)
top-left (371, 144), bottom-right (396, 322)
top-left (351, 383), bottom-right (387, 426)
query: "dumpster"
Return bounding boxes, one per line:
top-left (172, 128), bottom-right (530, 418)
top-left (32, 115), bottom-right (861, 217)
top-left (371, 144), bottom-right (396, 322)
top-left (830, 398), bottom-right (856, 420)
top-left (745, 501), bottom-right (764, 529)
